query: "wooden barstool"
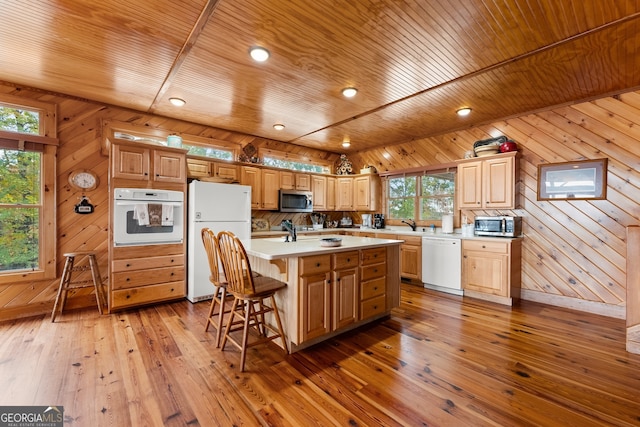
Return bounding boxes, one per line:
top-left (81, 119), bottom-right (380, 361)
top-left (51, 251), bottom-right (106, 322)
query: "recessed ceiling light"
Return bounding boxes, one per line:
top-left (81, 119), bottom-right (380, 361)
top-left (457, 107), bottom-right (472, 116)
top-left (273, 123), bottom-right (285, 130)
top-left (249, 46), bottom-right (270, 62)
top-left (342, 141), bottom-right (351, 148)
top-left (169, 97), bottom-right (186, 107)
top-left (342, 87), bottom-right (358, 98)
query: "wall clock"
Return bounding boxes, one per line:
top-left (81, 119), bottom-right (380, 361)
top-left (68, 169), bottom-right (99, 191)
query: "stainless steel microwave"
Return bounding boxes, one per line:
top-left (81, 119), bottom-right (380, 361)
top-left (474, 216), bottom-right (522, 237)
top-left (279, 189), bottom-right (313, 213)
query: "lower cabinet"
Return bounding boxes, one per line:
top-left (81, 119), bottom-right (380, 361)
top-left (110, 244), bottom-right (186, 311)
top-left (360, 247), bottom-right (387, 319)
top-left (298, 249), bottom-right (386, 343)
top-left (399, 235), bottom-right (422, 281)
top-left (462, 238), bottom-right (521, 305)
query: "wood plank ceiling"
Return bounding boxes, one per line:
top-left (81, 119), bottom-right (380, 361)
top-left (1, 0), bottom-right (640, 153)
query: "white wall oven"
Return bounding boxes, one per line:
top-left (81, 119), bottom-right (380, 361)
top-left (113, 188), bottom-right (184, 246)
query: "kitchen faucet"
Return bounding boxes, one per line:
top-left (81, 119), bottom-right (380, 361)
top-left (401, 219), bottom-right (417, 231)
top-left (282, 221), bottom-right (297, 242)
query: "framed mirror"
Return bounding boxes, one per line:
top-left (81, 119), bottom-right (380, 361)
top-left (537, 158), bottom-right (607, 200)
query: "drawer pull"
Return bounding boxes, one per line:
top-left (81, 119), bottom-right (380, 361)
top-left (316, 262), bottom-right (321, 267)
top-left (126, 278), bottom-right (130, 281)
top-left (126, 263), bottom-right (131, 267)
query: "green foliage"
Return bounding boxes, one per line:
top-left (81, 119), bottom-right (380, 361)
top-left (185, 144), bottom-right (233, 160)
top-left (387, 173), bottom-right (455, 221)
top-left (0, 107), bottom-right (41, 272)
top-left (262, 157), bottom-right (326, 173)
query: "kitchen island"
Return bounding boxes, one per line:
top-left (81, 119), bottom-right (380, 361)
top-left (245, 234), bottom-right (403, 352)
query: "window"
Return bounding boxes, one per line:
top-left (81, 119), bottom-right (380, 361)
top-left (0, 97), bottom-right (57, 282)
top-left (260, 149), bottom-right (332, 174)
top-left (386, 170), bottom-right (455, 223)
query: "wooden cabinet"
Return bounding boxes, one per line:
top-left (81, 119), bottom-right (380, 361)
top-left (110, 244), bottom-right (185, 311)
top-left (187, 159), bottom-right (238, 181)
top-left (280, 171), bottom-right (294, 189)
top-left (400, 235), bottom-right (422, 281)
top-left (112, 141), bottom-right (186, 184)
top-left (312, 175), bottom-right (327, 210)
top-left (462, 238), bottom-right (522, 305)
top-left (354, 174), bottom-right (381, 211)
top-left (241, 166), bottom-right (262, 209)
top-left (360, 247), bottom-right (387, 319)
top-left (457, 152), bottom-right (517, 209)
top-left (336, 177), bottom-right (353, 210)
top-left (261, 169), bottom-right (280, 210)
top-left (326, 177), bottom-right (336, 211)
top-left (299, 254), bottom-right (331, 341)
top-left (212, 161), bottom-right (239, 181)
top-left (332, 251), bottom-right (359, 330)
top-left (186, 158), bottom-right (210, 178)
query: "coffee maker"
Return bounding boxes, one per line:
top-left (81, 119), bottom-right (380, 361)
top-left (373, 213), bottom-right (385, 229)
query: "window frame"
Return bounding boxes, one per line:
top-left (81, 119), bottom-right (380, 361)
top-left (0, 94), bottom-right (57, 283)
top-left (259, 148), bottom-right (334, 174)
top-left (383, 166), bottom-right (457, 227)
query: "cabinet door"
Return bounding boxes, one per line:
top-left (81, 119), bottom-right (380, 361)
top-left (326, 177), bottom-right (336, 211)
top-left (336, 177), bottom-right (353, 210)
top-left (484, 155), bottom-right (514, 208)
top-left (332, 267), bottom-right (358, 330)
top-left (280, 171), bottom-right (294, 189)
top-left (312, 175), bottom-right (327, 210)
top-left (462, 249), bottom-right (508, 296)
top-left (400, 244), bottom-right (421, 281)
top-left (241, 166), bottom-right (262, 209)
top-left (300, 272), bottom-right (331, 341)
top-left (112, 144), bottom-right (150, 180)
top-left (262, 169), bottom-right (280, 210)
top-left (154, 149), bottom-right (186, 183)
top-left (213, 162), bottom-right (239, 181)
top-left (354, 176), bottom-right (371, 211)
top-left (186, 159), bottom-right (211, 178)
top-left (295, 173), bottom-right (311, 191)
top-left (458, 160), bottom-right (482, 208)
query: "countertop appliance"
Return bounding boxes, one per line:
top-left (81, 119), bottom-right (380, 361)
top-left (187, 181), bottom-right (251, 302)
top-left (422, 236), bottom-right (462, 295)
top-left (474, 215), bottom-right (522, 237)
top-left (279, 189), bottom-right (312, 213)
top-left (373, 213), bottom-right (385, 229)
top-left (113, 188), bottom-right (184, 246)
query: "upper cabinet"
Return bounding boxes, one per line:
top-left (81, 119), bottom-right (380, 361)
top-left (111, 141), bottom-right (186, 186)
top-left (336, 177), bottom-right (354, 211)
top-left (354, 175), bottom-right (381, 211)
top-left (312, 175), bottom-right (327, 210)
top-left (280, 171), bottom-right (311, 191)
top-left (241, 166), bottom-right (279, 210)
top-left (457, 152), bottom-right (518, 209)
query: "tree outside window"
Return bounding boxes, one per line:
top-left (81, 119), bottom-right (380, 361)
top-left (0, 106), bottom-right (42, 273)
top-left (387, 171), bottom-right (455, 222)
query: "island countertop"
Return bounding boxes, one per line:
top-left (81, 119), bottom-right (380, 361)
top-left (245, 234), bottom-right (403, 260)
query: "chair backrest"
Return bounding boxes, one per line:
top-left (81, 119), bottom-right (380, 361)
top-left (217, 231), bottom-right (256, 295)
top-left (201, 228), bottom-right (224, 285)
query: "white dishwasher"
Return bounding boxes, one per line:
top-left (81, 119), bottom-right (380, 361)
top-left (422, 236), bottom-right (463, 295)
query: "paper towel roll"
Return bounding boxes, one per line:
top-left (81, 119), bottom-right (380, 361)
top-left (442, 214), bottom-right (454, 233)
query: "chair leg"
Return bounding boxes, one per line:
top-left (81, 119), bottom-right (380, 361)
top-left (215, 289), bottom-right (227, 348)
top-left (204, 286), bottom-right (220, 332)
top-left (88, 255), bottom-right (105, 315)
top-left (270, 295), bottom-right (288, 355)
top-left (239, 300), bottom-right (252, 372)
top-left (51, 256), bottom-right (74, 322)
top-left (220, 297), bottom-right (239, 351)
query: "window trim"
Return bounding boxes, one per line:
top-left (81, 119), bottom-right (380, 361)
top-left (0, 96), bottom-right (57, 283)
top-left (259, 148), bottom-right (334, 174)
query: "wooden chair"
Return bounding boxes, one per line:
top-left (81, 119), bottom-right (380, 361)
top-left (217, 231), bottom-right (288, 371)
top-left (201, 228), bottom-right (231, 347)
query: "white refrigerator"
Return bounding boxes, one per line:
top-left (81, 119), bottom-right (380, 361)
top-left (187, 180), bottom-right (252, 303)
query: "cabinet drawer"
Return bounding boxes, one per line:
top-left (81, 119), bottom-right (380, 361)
top-left (463, 240), bottom-right (509, 254)
top-left (112, 266), bottom-right (185, 290)
top-left (361, 247), bottom-right (386, 265)
top-left (111, 281), bottom-right (185, 309)
top-left (401, 235), bottom-right (422, 245)
top-left (360, 295), bottom-right (386, 319)
top-left (361, 264), bottom-right (385, 281)
top-left (333, 251), bottom-right (359, 269)
top-left (112, 255), bottom-right (184, 272)
top-left (361, 277), bottom-right (386, 299)
top-left (300, 254), bottom-right (331, 276)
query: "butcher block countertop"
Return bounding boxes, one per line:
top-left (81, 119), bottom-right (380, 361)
top-left (245, 234), bottom-right (403, 260)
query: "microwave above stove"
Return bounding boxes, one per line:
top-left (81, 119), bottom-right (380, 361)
top-left (474, 216), bottom-right (522, 237)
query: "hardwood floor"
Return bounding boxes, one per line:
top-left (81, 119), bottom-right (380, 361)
top-left (1, 284), bottom-right (639, 426)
